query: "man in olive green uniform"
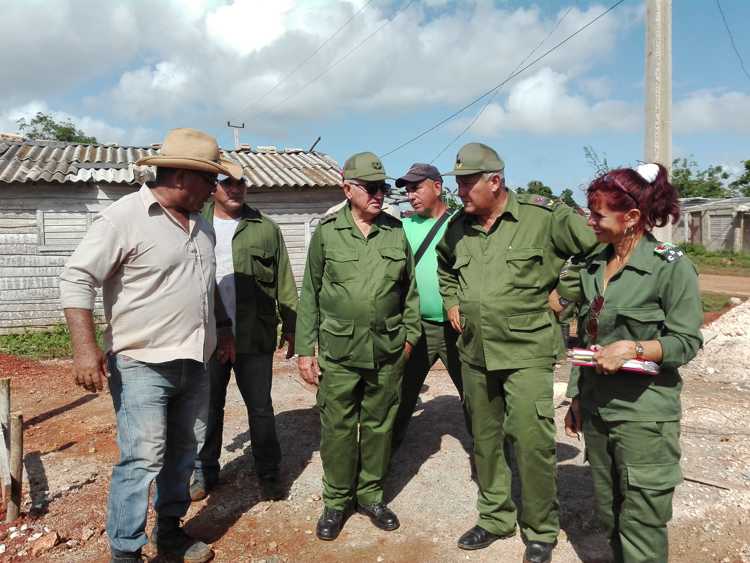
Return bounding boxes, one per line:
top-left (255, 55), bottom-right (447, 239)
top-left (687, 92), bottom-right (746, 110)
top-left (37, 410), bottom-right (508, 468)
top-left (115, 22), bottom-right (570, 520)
top-left (436, 143), bottom-right (598, 562)
top-left (296, 152), bottom-right (421, 541)
top-left (565, 235), bottom-right (703, 563)
top-left (192, 175), bottom-right (298, 501)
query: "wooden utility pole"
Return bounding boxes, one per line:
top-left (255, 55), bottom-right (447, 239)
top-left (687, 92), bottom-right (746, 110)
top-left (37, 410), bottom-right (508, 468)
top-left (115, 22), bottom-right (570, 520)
top-left (645, 0), bottom-right (673, 241)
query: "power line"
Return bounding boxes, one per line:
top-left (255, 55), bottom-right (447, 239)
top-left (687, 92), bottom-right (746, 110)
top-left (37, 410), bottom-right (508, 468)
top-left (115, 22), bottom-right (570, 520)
top-left (715, 0), bottom-right (750, 82)
top-left (430, 3), bottom-right (576, 164)
top-left (253, 0), bottom-right (416, 119)
top-left (381, 0), bottom-right (625, 159)
top-left (236, 0), bottom-right (376, 118)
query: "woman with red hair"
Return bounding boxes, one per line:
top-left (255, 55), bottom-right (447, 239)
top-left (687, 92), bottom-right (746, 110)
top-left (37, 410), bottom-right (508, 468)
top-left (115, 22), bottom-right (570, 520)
top-left (563, 163), bottom-right (703, 563)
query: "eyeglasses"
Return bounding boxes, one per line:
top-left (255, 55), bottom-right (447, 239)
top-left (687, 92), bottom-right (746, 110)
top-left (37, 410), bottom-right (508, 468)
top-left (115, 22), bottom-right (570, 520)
top-left (586, 294), bottom-right (605, 344)
top-left (349, 180), bottom-right (391, 196)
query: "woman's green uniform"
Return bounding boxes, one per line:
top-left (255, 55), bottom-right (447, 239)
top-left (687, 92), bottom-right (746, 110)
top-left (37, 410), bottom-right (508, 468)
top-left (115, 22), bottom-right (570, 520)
top-left (566, 234), bottom-right (703, 563)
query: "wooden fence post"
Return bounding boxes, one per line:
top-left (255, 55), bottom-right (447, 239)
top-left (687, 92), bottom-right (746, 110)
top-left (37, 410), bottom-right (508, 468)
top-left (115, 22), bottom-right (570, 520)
top-left (6, 412), bottom-right (23, 522)
top-left (0, 378), bottom-right (10, 506)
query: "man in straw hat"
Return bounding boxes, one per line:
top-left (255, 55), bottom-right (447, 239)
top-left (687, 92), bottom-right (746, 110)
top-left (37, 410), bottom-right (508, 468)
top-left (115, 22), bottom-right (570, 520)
top-left (436, 143), bottom-right (597, 562)
top-left (296, 152), bottom-right (421, 540)
top-left (60, 128), bottom-right (242, 563)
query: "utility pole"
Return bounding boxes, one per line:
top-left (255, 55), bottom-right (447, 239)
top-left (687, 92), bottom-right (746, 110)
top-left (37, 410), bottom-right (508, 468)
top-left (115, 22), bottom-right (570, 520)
top-left (645, 0), bottom-right (673, 241)
top-left (227, 121), bottom-right (245, 150)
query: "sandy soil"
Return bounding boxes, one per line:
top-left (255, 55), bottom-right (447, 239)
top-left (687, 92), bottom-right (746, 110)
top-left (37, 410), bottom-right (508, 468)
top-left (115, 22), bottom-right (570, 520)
top-left (699, 274), bottom-right (750, 297)
top-left (0, 325), bottom-right (748, 562)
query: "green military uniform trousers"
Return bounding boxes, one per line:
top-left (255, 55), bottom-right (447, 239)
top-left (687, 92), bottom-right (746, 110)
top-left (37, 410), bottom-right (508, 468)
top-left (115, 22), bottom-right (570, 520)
top-left (462, 362), bottom-right (559, 542)
top-left (317, 355), bottom-right (404, 510)
top-left (583, 413), bottom-right (681, 563)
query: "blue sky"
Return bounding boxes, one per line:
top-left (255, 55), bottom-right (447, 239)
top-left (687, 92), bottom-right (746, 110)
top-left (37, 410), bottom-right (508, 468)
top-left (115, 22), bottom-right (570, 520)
top-left (1, 0), bottom-right (748, 203)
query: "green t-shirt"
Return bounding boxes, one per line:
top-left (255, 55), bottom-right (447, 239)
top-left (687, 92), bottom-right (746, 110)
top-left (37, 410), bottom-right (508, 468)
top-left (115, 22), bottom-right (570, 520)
top-left (402, 212), bottom-right (452, 322)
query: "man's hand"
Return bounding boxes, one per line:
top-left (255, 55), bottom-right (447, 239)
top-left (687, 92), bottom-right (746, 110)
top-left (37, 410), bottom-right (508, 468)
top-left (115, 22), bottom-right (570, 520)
top-left (564, 397), bottom-right (582, 439)
top-left (73, 343), bottom-right (107, 393)
top-left (548, 289), bottom-right (565, 315)
top-left (403, 341), bottom-right (414, 361)
top-left (593, 340), bottom-right (635, 374)
top-left (217, 333), bottom-right (235, 364)
top-left (298, 355), bottom-right (320, 386)
top-left (447, 305), bottom-right (462, 334)
top-left (279, 333), bottom-right (295, 359)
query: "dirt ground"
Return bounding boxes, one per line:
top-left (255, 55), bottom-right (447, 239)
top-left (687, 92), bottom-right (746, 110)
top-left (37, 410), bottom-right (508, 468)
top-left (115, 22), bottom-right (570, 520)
top-left (0, 315), bottom-right (749, 562)
top-left (699, 274), bottom-right (750, 297)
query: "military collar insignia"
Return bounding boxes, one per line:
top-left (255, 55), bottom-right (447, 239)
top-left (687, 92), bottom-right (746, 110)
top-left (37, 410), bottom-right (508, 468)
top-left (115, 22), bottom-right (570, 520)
top-left (654, 242), bottom-right (684, 262)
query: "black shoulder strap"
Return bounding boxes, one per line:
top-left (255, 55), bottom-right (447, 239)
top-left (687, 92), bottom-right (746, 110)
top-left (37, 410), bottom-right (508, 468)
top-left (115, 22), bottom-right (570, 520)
top-left (413, 211), bottom-right (451, 265)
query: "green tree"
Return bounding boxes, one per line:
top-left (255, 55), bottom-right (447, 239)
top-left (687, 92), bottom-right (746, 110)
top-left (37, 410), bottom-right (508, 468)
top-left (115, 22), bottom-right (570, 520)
top-left (583, 145), bottom-right (610, 177)
top-left (517, 180), bottom-right (554, 197)
top-left (671, 157), bottom-right (730, 198)
top-left (729, 160), bottom-right (750, 197)
top-left (16, 112), bottom-right (98, 144)
top-left (559, 188), bottom-right (581, 210)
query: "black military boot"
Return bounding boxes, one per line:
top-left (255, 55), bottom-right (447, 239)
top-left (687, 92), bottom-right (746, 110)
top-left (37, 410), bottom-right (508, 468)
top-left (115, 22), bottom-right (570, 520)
top-left (150, 516), bottom-right (214, 562)
top-left (316, 506), bottom-right (346, 540)
top-left (523, 540), bottom-right (556, 563)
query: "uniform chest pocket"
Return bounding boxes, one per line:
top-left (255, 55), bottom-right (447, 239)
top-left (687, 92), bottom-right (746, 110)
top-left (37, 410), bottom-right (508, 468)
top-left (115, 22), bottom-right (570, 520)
top-left (615, 306), bottom-right (665, 340)
top-left (379, 247), bottom-right (406, 280)
top-left (249, 247), bottom-right (275, 284)
top-left (506, 248), bottom-right (544, 288)
top-left (325, 250), bottom-right (358, 282)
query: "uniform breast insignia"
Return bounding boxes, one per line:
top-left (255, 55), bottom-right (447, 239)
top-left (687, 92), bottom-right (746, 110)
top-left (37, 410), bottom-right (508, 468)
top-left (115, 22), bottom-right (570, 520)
top-left (654, 242), bottom-right (684, 263)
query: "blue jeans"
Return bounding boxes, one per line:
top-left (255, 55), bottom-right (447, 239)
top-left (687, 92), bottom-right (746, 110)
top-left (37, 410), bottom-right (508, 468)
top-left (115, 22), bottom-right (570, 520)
top-left (106, 354), bottom-right (209, 554)
top-left (194, 353), bottom-right (281, 484)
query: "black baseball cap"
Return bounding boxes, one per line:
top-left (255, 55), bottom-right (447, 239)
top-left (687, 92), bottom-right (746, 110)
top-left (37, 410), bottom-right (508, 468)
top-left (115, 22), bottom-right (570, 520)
top-left (395, 162), bottom-right (443, 188)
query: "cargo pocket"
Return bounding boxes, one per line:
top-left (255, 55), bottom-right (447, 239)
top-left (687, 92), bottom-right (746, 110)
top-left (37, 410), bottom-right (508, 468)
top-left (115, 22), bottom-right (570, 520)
top-left (506, 248), bottom-right (543, 288)
top-left (320, 317), bottom-right (355, 361)
top-left (535, 399), bottom-right (555, 420)
top-left (615, 306), bottom-right (665, 340)
top-left (453, 254), bottom-right (471, 288)
top-left (325, 250), bottom-right (358, 283)
top-left (624, 463), bottom-right (682, 527)
top-left (249, 246), bottom-right (276, 284)
top-left (379, 247), bottom-right (406, 280)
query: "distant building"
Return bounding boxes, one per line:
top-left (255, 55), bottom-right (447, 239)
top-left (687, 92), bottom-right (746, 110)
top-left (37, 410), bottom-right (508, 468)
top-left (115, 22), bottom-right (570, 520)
top-left (0, 139), bottom-right (343, 333)
top-left (675, 197), bottom-right (750, 252)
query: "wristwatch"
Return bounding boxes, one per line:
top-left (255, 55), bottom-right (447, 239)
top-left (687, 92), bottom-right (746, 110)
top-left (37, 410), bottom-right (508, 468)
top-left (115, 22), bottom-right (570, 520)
top-left (634, 341), bottom-right (645, 360)
top-left (558, 296), bottom-right (572, 308)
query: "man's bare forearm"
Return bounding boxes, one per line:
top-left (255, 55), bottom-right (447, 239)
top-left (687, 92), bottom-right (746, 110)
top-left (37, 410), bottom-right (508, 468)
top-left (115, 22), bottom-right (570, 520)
top-left (64, 308), bottom-right (98, 353)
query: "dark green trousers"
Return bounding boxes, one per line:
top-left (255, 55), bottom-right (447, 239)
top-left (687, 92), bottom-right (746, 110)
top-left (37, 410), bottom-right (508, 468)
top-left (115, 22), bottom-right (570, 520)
top-left (462, 363), bottom-right (559, 542)
top-left (392, 320), bottom-right (471, 447)
top-left (583, 413), bottom-right (682, 563)
top-left (317, 356), bottom-right (403, 510)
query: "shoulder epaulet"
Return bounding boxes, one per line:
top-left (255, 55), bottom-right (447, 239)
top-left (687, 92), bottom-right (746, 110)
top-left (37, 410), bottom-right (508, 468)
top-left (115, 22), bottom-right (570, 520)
top-left (319, 213), bottom-right (337, 225)
top-left (654, 242), bottom-right (684, 263)
top-left (517, 193), bottom-right (560, 211)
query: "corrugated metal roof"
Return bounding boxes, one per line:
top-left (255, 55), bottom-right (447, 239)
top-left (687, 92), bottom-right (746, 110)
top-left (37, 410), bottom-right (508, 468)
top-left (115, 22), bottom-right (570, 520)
top-left (0, 140), bottom-right (342, 190)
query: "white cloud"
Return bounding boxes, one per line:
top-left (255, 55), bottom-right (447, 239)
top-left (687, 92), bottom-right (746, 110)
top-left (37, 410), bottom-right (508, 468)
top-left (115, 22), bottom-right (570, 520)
top-left (674, 90), bottom-right (750, 134)
top-left (205, 0), bottom-right (295, 56)
top-left (453, 67), bottom-right (638, 136)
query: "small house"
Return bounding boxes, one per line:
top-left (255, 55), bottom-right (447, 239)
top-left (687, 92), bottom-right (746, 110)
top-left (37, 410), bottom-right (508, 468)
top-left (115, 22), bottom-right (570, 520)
top-left (0, 139), bottom-right (344, 333)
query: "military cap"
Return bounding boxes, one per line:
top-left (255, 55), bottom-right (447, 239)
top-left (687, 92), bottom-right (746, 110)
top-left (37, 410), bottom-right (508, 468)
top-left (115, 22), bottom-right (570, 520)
top-left (342, 152), bottom-right (392, 182)
top-left (443, 142), bottom-right (505, 176)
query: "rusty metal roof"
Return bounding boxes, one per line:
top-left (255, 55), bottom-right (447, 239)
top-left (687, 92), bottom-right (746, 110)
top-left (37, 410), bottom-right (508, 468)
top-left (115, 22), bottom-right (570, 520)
top-left (0, 140), bottom-right (342, 190)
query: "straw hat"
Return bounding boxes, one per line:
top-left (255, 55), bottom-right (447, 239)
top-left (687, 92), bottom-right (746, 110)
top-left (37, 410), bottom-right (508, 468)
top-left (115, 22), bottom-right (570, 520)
top-left (136, 128), bottom-right (242, 180)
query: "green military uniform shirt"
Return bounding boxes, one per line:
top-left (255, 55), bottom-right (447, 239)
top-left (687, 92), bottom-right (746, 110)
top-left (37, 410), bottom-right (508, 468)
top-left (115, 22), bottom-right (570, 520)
top-left (296, 205), bottom-right (421, 369)
top-left (436, 190), bottom-right (598, 371)
top-left (202, 202), bottom-right (298, 354)
top-left (566, 234), bottom-right (703, 421)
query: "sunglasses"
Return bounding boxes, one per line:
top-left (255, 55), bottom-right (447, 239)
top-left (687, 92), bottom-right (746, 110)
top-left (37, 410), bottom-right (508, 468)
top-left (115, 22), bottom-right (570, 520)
top-left (586, 294), bottom-right (605, 344)
top-left (349, 180), bottom-right (391, 196)
top-left (602, 174), bottom-right (639, 207)
top-left (193, 170), bottom-right (219, 185)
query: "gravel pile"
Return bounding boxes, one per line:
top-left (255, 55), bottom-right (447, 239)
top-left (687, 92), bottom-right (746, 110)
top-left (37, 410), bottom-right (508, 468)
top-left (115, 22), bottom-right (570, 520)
top-left (688, 300), bottom-right (750, 384)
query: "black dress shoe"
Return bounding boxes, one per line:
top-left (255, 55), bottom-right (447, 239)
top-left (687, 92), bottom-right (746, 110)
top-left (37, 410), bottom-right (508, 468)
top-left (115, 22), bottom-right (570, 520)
top-left (523, 540), bottom-right (557, 563)
top-left (258, 474), bottom-right (284, 501)
top-left (357, 502), bottom-right (400, 531)
top-left (457, 525), bottom-right (515, 550)
top-left (316, 507), bottom-right (345, 541)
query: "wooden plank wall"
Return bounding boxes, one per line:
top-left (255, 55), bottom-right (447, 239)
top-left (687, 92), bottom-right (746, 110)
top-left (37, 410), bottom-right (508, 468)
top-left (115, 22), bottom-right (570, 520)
top-left (0, 184), bottom-right (342, 334)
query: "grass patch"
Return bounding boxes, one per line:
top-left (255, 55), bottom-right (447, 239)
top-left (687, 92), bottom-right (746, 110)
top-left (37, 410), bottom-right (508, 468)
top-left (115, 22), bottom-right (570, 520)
top-left (680, 244), bottom-right (750, 277)
top-left (701, 292), bottom-right (731, 313)
top-left (0, 324), bottom-right (104, 360)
